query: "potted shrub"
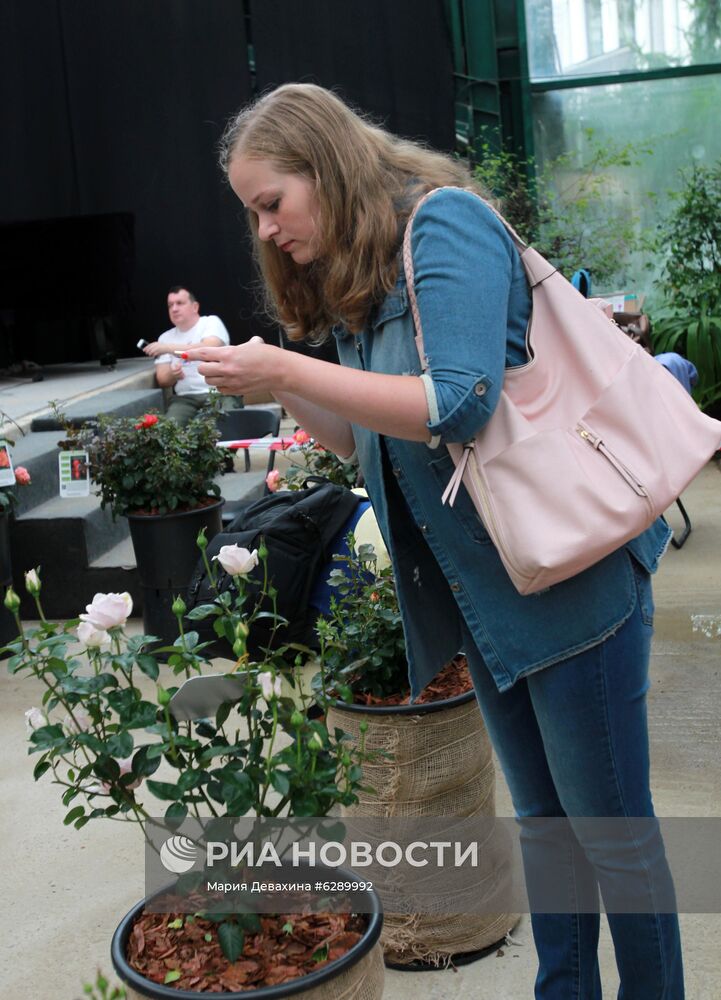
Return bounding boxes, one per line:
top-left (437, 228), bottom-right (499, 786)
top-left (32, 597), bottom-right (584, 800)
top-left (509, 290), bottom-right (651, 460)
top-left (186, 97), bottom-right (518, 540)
top-left (70, 406), bottom-right (228, 645)
top-left (0, 422), bottom-right (31, 647)
top-left (314, 539), bottom-right (517, 967)
top-left (651, 159), bottom-right (721, 414)
top-left (266, 430), bottom-right (360, 494)
top-left (5, 541), bottom-right (384, 998)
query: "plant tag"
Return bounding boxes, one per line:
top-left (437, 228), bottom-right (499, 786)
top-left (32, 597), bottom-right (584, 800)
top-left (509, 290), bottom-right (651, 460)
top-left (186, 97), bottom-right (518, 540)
top-left (0, 441), bottom-right (16, 486)
top-left (59, 450), bottom-right (90, 497)
top-left (169, 674), bottom-right (246, 721)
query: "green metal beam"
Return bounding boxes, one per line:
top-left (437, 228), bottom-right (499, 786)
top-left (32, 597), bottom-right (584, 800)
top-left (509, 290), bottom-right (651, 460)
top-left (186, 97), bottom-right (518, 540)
top-left (444, 0), bottom-right (534, 165)
top-left (530, 59), bottom-right (721, 93)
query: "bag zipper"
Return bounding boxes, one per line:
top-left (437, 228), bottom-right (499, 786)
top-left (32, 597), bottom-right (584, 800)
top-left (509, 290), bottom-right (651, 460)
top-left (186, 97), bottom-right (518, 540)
top-left (575, 424), bottom-right (653, 510)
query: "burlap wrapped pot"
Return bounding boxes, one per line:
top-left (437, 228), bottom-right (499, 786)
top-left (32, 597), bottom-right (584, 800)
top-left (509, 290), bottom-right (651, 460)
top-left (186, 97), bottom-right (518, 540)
top-left (327, 690), bottom-right (518, 966)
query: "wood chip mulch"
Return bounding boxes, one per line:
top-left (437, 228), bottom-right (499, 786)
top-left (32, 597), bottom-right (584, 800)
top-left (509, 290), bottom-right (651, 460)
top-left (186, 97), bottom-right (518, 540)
top-left (127, 908), bottom-right (366, 993)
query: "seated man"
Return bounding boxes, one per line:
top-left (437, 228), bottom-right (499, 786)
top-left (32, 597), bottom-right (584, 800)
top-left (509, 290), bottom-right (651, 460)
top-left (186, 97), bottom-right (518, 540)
top-left (142, 285), bottom-right (241, 424)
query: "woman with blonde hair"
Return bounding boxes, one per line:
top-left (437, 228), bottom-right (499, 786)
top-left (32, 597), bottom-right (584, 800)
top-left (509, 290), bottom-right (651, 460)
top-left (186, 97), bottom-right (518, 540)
top-left (186, 83), bottom-right (683, 998)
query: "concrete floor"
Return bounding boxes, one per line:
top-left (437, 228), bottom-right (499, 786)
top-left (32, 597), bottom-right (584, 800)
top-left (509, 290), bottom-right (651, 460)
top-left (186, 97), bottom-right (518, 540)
top-left (1, 361), bottom-right (719, 997)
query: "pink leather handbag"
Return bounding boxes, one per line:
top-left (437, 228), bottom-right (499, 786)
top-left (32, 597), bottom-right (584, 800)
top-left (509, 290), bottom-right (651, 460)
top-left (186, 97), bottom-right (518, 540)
top-left (404, 188), bottom-right (721, 595)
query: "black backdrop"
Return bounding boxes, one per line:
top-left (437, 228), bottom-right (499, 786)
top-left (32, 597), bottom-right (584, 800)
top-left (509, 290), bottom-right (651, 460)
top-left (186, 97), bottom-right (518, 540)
top-left (1, 0), bottom-right (454, 363)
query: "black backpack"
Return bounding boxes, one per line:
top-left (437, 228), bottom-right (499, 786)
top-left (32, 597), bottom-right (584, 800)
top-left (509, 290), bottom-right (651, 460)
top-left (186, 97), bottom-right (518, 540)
top-left (186, 480), bottom-right (360, 658)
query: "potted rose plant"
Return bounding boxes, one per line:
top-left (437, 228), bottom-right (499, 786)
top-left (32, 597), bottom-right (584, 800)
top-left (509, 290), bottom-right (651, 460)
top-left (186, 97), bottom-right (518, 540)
top-left (266, 430), bottom-right (359, 494)
top-left (315, 540), bottom-right (516, 967)
top-left (5, 539), bottom-right (384, 998)
top-left (68, 405), bottom-right (228, 645)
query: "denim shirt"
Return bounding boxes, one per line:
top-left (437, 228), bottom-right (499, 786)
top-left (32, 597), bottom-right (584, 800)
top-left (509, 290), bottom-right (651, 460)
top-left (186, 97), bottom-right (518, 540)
top-left (332, 189), bottom-right (671, 698)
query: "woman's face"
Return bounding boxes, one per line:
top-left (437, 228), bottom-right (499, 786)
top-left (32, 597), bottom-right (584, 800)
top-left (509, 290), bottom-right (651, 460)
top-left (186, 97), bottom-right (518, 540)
top-left (228, 156), bottom-right (320, 265)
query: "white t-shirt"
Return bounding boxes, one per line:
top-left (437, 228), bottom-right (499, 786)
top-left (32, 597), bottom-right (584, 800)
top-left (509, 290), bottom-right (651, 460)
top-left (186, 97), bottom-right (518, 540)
top-left (155, 315), bottom-right (230, 396)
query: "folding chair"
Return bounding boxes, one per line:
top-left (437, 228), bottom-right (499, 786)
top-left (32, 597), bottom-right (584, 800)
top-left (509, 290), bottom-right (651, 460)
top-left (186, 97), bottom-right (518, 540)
top-left (216, 408), bottom-right (282, 528)
top-left (217, 408), bottom-right (281, 472)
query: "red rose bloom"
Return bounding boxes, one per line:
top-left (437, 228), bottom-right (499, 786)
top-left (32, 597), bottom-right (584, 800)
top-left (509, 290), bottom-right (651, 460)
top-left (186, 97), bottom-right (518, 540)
top-left (135, 414), bottom-right (159, 430)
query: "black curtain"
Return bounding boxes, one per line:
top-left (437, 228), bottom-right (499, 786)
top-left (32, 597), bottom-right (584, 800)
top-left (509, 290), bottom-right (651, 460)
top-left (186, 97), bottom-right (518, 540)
top-left (0, 0), bottom-right (259, 362)
top-left (252, 0), bottom-right (456, 152)
top-left (252, 0), bottom-right (455, 363)
top-left (0, 0), bottom-right (456, 365)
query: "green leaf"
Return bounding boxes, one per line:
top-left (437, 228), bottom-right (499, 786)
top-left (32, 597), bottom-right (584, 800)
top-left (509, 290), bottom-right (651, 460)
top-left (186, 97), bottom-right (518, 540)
top-left (33, 759), bottom-right (52, 780)
top-left (218, 922), bottom-right (244, 963)
top-left (186, 603), bottom-right (221, 620)
top-left (94, 755), bottom-right (121, 781)
top-left (29, 724), bottom-right (70, 752)
top-left (216, 702), bottom-right (231, 729)
top-left (270, 770), bottom-right (290, 796)
top-left (75, 733), bottom-right (106, 754)
top-left (238, 912), bottom-right (262, 932)
top-left (177, 770), bottom-right (204, 793)
top-left (63, 805), bottom-right (85, 826)
top-left (61, 672), bottom-right (118, 695)
top-left (136, 654), bottom-right (159, 681)
top-left (220, 771), bottom-right (254, 814)
top-left (163, 970), bottom-right (181, 984)
top-left (165, 802), bottom-right (188, 825)
top-left (129, 746), bottom-right (161, 779)
top-left (146, 779), bottom-right (182, 801)
top-left (106, 732), bottom-right (134, 758)
top-left (124, 701), bottom-right (159, 729)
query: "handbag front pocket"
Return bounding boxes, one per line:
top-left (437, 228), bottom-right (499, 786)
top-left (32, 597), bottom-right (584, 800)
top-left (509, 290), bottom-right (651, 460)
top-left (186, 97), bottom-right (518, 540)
top-left (466, 425), bottom-right (655, 589)
top-left (574, 422), bottom-right (654, 514)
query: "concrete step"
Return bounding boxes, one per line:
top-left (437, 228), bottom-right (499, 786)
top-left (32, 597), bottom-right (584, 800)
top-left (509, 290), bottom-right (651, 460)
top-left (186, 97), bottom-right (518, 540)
top-left (14, 492), bottom-right (129, 564)
top-left (29, 387), bottom-right (165, 430)
top-left (11, 470), bottom-right (267, 619)
top-left (89, 534), bottom-right (135, 570)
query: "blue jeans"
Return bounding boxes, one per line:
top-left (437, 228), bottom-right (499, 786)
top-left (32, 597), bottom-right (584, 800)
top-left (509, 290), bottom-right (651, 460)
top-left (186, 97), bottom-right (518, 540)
top-left (461, 558), bottom-right (684, 999)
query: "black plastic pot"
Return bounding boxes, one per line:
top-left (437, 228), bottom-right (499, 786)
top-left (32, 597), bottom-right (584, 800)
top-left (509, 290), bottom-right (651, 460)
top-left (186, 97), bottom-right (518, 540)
top-left (329, 687), bottom-right (476, 716)
top-left (111, 874), bottom-right (383, 999)
top-left (127, 499), bottom-right (223, 646)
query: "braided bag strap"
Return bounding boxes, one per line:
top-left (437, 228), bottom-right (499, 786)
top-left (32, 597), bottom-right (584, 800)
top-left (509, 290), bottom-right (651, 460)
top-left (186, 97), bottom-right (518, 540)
top-left (402, 186), bottom-right (527, 372)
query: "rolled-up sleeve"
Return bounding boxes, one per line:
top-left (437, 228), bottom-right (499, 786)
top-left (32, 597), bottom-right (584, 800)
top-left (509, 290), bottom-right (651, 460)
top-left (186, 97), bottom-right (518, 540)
top-left (410, 189), bottom-right (515, 445)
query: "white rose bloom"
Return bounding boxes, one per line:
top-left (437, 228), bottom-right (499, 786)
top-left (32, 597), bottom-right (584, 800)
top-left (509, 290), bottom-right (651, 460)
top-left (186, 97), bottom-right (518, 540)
top-left (79, 592), bottom-right (133, 630)
top-left (76, 620), bottom-right (111, 650)
top-left (213, 545), bottom-right (259, 577)
top-left (64, 707), bottom-right (92, 733)
top-left (258, 671), bottom-right (282, 701)
top-left (24, 706), bottom-right (46, 732)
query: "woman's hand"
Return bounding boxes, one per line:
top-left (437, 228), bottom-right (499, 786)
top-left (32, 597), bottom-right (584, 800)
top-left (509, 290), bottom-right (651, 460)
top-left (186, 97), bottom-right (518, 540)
top-left (184, 337), bottom-right (285, 396)
top-left (186, 336), bottom-right (431, 442)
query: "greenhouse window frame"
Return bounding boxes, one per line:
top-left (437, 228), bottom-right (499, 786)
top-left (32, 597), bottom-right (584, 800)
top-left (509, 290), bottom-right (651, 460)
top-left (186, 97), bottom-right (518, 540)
top-left (530, 59), bottom-right (721, 92)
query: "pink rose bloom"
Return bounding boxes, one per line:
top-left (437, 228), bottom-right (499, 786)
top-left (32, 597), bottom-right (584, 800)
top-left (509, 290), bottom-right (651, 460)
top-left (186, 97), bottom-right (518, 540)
top-left (265, 469), bottom-right (281, 492)
top-left (76, 620), bottom-right (111, 649)
top-left (85, 755), bottom-right (142, 795)
top-left (293, 429), bottom-right (311, 445)
top-left (25, 706), bottom-right (46, 732)
top-left (117, 755), bottom-right (143, 791)
top-left (80, 592), bottom-right (133, 630)
top-left (14, 466), bottom-right (31, 486)
top-left (64, 706), bottom-right (92, 733)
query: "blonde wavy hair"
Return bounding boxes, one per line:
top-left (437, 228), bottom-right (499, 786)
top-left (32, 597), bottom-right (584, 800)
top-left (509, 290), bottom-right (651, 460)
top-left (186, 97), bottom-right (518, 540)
top-left (220, 83), bottom-right (486, 342)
